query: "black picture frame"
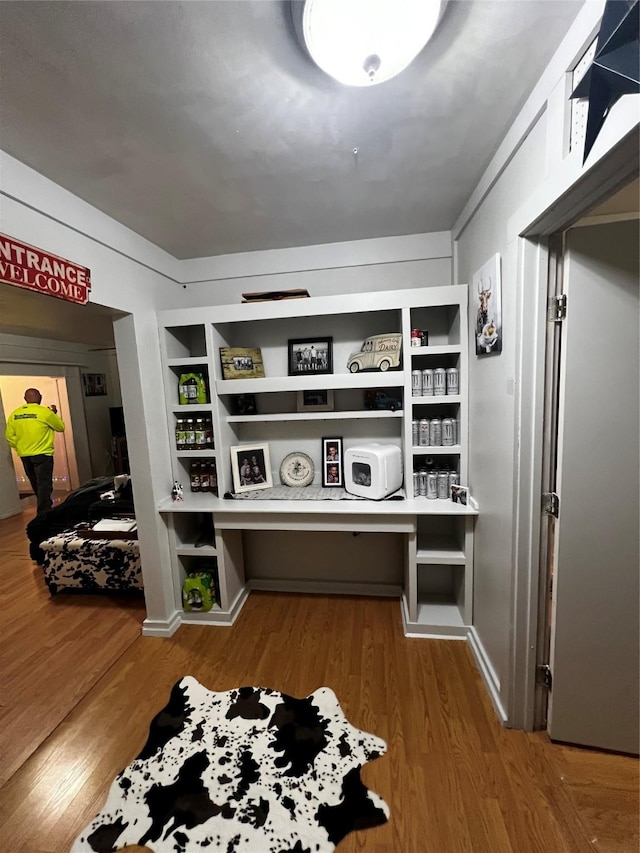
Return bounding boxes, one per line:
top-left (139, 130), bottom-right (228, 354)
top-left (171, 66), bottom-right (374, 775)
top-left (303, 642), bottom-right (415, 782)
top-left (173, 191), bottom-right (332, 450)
top-left (288, 337), bottom-right (333, 376)
top-left (322, 437), bottom-right (343, 487)
top-left (231, 394), bottom-right (257, 416)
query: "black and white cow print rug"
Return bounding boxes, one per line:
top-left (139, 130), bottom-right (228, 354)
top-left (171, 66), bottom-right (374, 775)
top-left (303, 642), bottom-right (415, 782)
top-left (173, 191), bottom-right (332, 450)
top-left (71, 677), bottom-right (389, 852)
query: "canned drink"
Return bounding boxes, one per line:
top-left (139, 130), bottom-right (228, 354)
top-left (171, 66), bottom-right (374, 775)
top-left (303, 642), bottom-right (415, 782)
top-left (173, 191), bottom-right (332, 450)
top-left (446, 367), bottom-right (459, 395)
top-left (426, 471), bottom-right (438, 499)
top-left (421, 330), bottom-right (429, 346)
top-left (452, 418), bottom-right (459, 446)
top-left (412, 471), bottom-right (420, 496)
top-left (411, 370), bottom-right (422, 396)
top-left (421, 368), bottom-right (434, 396)
top-left (419, 469), bottom-right (428, 497)
top-left (442, 417), bottom-right (455, 446)
top-left (419, 418), bottom-right (430, 446)
top-left (448, 471), bottom-right (459, 492)
top-left (412, 419), bottom-right (419, 446)
top-left (437, 471), bottom-right (449, 499)
top-left (429, 418), bottom-right (442, 446)
top-left (433, 368), bottom-right (447, 396)
top-left (411, 330), bottom-right (423, 347)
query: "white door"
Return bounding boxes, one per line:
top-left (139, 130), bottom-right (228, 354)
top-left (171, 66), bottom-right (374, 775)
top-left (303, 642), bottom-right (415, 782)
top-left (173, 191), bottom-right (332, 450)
top-left (547, 220), bottom-right (639, 753)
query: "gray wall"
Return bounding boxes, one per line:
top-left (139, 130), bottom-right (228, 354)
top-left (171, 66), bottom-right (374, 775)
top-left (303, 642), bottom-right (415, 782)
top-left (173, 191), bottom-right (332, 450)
top-left (455, 114), bottom-right (548, 697)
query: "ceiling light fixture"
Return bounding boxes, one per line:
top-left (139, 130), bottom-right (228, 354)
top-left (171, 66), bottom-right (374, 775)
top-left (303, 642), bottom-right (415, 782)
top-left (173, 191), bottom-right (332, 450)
top-left (294, 0), bottom-right (446, 87)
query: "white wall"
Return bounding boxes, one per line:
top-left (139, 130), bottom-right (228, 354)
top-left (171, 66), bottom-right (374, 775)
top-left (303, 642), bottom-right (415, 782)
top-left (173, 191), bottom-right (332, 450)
top-left (456, 117), bottom-right (547, 705)
top-left (453, 0), bottom-right (640, 722)
top-left (175, 232), bottom-right (452, 308)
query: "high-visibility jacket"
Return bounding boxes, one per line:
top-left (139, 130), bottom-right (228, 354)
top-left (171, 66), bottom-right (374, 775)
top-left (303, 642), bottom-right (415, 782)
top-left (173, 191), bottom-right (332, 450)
top-left (5, 403), bottom-right (65, 456)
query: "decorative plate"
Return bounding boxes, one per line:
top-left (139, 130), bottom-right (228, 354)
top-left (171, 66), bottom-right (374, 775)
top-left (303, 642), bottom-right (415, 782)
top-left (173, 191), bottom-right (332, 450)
top-left (280, 451), bottom-right (315, 487)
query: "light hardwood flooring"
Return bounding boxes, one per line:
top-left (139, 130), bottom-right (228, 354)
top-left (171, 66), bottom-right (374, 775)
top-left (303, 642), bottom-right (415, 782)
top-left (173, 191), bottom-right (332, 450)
top-left (0, 507), bottom-right (637, 853)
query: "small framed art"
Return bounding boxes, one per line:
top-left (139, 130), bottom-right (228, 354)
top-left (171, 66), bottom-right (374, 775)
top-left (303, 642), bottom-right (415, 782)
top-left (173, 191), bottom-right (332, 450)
top-left (231, 394), bottom-right (257, 415)
top-left (220, 347), bottom-right (265, 380)
top-left (296, 389), bottom-right (334, 413)
top-left (82, 373), bottom-right (107, 396)
top-left (322, 437), bottom-right (343, 487)
top-left (288, 337), bottom-right (333, 376)
top-left (230, 443), bottom-right (272, 493)
top-left (451, 484), bottom-right (469, 505)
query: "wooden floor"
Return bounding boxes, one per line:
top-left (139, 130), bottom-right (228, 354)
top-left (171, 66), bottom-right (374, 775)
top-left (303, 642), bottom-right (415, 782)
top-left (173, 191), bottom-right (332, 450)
top-left (0, 507), bottom-right (637, 853)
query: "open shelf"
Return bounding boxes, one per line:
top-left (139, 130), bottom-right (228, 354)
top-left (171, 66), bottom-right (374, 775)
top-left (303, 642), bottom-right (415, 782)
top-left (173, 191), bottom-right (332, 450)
top-left (216, 373), bottom-right (404, 395)
top-left (227, 410), bottom-right (403, 423)
top-left (416, 538), bottom-right (465, 564)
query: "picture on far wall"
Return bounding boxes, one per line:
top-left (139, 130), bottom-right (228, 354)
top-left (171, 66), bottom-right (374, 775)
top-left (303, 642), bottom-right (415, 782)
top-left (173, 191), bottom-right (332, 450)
top-left (472, 253), bottom-right (502, 356)
top-left (82, 373), bottom-right (107, 396)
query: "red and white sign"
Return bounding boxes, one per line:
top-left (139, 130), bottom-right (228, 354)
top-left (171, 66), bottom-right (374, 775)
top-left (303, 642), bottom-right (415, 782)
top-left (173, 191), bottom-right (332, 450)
top-left (0, 233), bottom-right (91, 305)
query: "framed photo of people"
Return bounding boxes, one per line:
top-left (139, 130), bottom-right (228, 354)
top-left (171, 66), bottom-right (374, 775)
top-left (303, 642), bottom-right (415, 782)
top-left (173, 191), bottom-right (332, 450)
top-left (230, 443), bottom-right (272, 493)
top-left (288, 337), bottom-right (333, 376)
top-left (296, 389), bottom-right (334, 413)
top-left (322, 437), bottom-right (343, 487)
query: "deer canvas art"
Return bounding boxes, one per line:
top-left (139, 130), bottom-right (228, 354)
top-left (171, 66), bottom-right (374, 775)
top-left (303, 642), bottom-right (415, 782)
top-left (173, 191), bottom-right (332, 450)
top-left (472, 253), bottom-right (502, 356)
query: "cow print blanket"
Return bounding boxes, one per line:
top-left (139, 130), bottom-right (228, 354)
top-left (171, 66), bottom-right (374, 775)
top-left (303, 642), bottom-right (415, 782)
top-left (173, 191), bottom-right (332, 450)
top-left (71, 677), bottom-right (389, 852)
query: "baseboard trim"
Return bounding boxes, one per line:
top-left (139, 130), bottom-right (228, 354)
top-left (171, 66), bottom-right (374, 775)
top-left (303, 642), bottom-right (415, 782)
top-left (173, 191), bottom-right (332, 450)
top-left (0, 508), bottom-right (22, 520)
top-left (248, 579), bottom-right (402, 598)
top-left (142, 611), bottom-right (181, 637)
top-left (467, 626), bottom-right (508, 724)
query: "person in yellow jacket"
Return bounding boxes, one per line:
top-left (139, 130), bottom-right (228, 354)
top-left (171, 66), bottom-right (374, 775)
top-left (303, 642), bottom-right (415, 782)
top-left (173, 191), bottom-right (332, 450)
top-left (5, 388), bottom-right (65, 514)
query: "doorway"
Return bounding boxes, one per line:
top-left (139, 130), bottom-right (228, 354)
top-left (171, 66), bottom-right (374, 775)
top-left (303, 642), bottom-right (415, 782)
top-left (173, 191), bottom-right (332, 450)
top-left (0, 374), bottom-right (80, 498)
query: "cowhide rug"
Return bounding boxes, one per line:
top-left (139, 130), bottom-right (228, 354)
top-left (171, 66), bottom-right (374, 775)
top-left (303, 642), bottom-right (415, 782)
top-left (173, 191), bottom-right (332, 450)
top-left (71, 677), bottom-right (389, 852)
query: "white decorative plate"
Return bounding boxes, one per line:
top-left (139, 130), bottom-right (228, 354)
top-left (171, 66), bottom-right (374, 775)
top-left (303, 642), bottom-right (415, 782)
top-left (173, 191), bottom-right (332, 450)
top-left (280, 451), bottom-right (315, 487)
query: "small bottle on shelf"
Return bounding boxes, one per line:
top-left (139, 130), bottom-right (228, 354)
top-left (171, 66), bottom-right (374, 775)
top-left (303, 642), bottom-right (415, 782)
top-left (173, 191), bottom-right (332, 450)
top-left (195, 417), bottom-right (207, 448)
top-left (208, 459), bottom-right (218, 494)
top-left (200, 460), bottom-right (210, 492)
top-left (205, 416), bottom-right (214, 448)
top-left (185, 418), bottom-right (196, 450)
top-left (175, 417), bottom-right (186, 450)
top-left (189, 460), bottom-right (201, 492)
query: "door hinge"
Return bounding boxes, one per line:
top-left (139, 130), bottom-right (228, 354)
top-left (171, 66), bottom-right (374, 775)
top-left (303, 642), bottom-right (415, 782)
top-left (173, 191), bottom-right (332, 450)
top-left (548, 294), bottom-right (567, 322)
top-left (542, 492), bottom-right (560, 517)
top-left (537, 664), bottom-right (553, 691)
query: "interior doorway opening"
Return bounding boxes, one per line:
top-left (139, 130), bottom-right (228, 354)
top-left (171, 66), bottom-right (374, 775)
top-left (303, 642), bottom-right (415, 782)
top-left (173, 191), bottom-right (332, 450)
top-left (0, 374), bottom-right (80, 499)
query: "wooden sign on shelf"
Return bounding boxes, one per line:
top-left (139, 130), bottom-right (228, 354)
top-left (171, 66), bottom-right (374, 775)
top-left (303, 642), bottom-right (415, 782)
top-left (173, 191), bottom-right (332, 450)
top-left (241, 289), bottom-right (310, 303)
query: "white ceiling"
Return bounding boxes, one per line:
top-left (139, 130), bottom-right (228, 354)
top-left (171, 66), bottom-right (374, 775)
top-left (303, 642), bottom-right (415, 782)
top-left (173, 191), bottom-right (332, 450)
top-left (0, 0), bottom-right (585, 260)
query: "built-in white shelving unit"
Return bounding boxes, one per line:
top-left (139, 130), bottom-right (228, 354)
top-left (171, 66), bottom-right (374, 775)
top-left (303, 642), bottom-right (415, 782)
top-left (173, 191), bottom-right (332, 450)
top-left (157, 285), bottom-right (477, 637)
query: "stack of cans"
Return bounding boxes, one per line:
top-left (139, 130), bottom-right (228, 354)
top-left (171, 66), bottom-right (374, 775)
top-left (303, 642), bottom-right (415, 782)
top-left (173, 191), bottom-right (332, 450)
top-left (410, 366), bottom-right (459, 397)
top-left (411, 418), bottom-right (459, 447)
top-left (412, 468), bottom-right (459, 499)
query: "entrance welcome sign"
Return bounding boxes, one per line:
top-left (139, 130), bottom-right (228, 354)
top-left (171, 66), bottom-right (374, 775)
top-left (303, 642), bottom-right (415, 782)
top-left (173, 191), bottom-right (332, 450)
top-left (0, 233), bottom-right (91, 305)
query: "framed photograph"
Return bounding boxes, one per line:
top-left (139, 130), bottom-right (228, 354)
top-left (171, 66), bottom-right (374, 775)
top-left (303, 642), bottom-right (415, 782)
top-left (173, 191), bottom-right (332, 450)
top-left (231, 394), bottom-right (257, 416)
top-left (472, 253), bottom-right (503, 356)
top-left (288, 337), bottom-right (333, 376)
top-left (451, 484), bottom-right (469, 505)
top-left (220, 347), bottom-right (265, 380)
top-left (322, 437), bottom-right (343, 487)
top-left (82, 373), bottom-right (107, 396)
top-left (296, 389), bottom-right (334, 413)
top-left (230, 444), bottom-right (272, 493)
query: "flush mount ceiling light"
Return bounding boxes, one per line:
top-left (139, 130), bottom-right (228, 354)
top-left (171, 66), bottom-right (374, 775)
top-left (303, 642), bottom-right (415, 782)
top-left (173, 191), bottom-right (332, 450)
top-left (294, 0), bottom-right (446, 87)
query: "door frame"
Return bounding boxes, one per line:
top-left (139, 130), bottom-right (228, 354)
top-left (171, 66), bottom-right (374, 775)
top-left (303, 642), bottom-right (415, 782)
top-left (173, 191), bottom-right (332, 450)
top-left (508, 131), bottom-right (639, 730)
